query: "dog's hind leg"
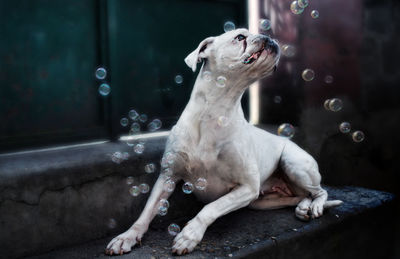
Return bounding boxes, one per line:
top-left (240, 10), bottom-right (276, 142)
top-left (279, 141), bottom-right (343, 220)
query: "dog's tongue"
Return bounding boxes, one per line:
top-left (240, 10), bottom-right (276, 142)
top-left (243, 52), bottom-right (258, 64)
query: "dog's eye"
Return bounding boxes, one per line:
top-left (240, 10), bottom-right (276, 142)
top-left (235, 34), bottom-right (246, 41)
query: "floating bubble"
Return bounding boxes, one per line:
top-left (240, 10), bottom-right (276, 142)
top-left (339, 122), bottom-right (351, 133)
top-left (290, 1), bottom-right (304, 15)
top-left (259, 19), bottom-right (271, 31)
top-left (159, 199), bottom-right (170, 209)
top-left (139, 183), bottom-right (150, 194)
top-left (323, 99), bottom-right (331, 110)
top-left (168, 223), bottom-right (181, 236)
top-left (195, 178), bottom-right (207, 191)
top-left (182, 182), bottom-right (194, 194)
top-left (274, 96), bottom-right (282, 104)
top-left (158, 206), bottom-right (168, 216)
top-left (95, 67), bottom-right (107, 80)
top-left (126, 176), bottom-right (134, 185)
top-left (120, 117), bottom-right (129, 127)
top-left (111, 151), bottom-right (124, 164)
top-left (130, 122), bottom-right (141, 133)
top-left (281, 44), bottom-right (296, 57)
top-left (144, 163), bottom-right (156, 174)
top-left (134, 143), bottom-right (145, 154)
top-left (203, 71), bottom-right (212, 82)
top-left (311, 10), bottom-right (319, 19)
top-left (122, 152), bottom-right (129, 160)
top-left (302, 69), bottom-right (315, 81)
top-left (224, 21), bottom-right (236, 32)
top-left (128, 110), bottom-right (139, 120)
top-left (352, 131), bottom-right (365, 143)
top-left (164, 178), bottom-right (176, 192)
top-left (98, 83), bottom-right (111, 96)
top-left (277, 123), bottom-right (295, 138)
top-left (174, 75), bottom-right (183, 84)
top-left (216, 76), bottom-right (227, 88)
top-left (139, 114), bottom-right (148, 123)
top-left (217, 116), bottom-right (229, 127)
top-left (129, 186), bottom-right (140, 197)
top-left (147, 119), bottom-right (162, 132)
top-left (329, 98), bottom-right (343, 112)
top-left (298, 0), bottom-right (309, 8)
top-left (107, 218), bottom-right (117, 229)
top-left (324, 75), bottom-right (333, 84)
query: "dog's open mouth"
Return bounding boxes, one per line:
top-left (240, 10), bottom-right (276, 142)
top-left (243, 43), bottom-right (266, 64)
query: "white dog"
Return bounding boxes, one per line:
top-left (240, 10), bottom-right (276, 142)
top-left (105, 28), bottom-right (342, 256)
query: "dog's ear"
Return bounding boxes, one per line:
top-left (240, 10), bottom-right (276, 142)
top-left (184, 37), bottom-right (215, 72)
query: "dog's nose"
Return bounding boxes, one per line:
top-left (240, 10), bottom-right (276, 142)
top-left (259, 35), bottom-right (279, 55)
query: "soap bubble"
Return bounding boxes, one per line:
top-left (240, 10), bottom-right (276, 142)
top-left (129, 110), bottom-right (139, 120)
top-left (139, 183), bottom-right (150, 194)
top-left (281, 44), bottom-right (296, 57)
top-left (298, 0), bottom-right (309, 8)
top-left (195, 178), bottom-right (207, 191)
top-left (174, 75), bottom-right (183, 84)
top-left (95, 67), bottom-right (107, 80)
top-left (122, 152), bottom-right (129, 160)
top-left (158, 206), bottom-right (168, 216)
top-left (339, 122), bottom-right (351, 133)
top-left (182, 182), bottom-right (194, 194)
top-left (144, 163), bottom-right (156, 174)
top-left (134, 143), bottom-right (145, 154)
top-left (147, 119), bottom-right (162, 132)
top-left (277, 123), bottom-right (295, 139)
top-left (217, 116), bottom-right (229, 127)
top-left (203, 71), bottom-right (212, 82)
top-left (130, 122), bottom-right (141, 133)
top-left (98, 83), bottom-right (111, 96)
top-left (120, 117), bottom-right (129, 127)
top-left (324, 75), bottom-right (333, 84)
top-left (274, 96), bottom-right (282, 103)
top-left (126, 176), bottom-right (134, 185)
top-left (107, 218), bottom-right (117, 229)
top-left (329, 98), bottom-right (343, 112)
top-left (323, 99), bottom-right (331, 110)
top-left (111, 151), bottom-right (124, 164)
top-left (139, 114), bottom-right (148, 123)
top-left (168, 223), bottom-right (181, 236)
top-left (301, 69), bottom-right (315, 81)
top-left (129, 186), bottom-right (140, 197)
top-left (259, 19), bottom-right (271, 31)
top-left (311, 10), bottom-right (319, 19)
top-left (290, 1), bottom-right (304, 15)
top-left (224, 21), bottom-right (236, 32)
top-left (216, 76), bottom-right (227, 88)
top-left (352, 131), bottom-right (365, 142)
top-left (159, 199), bottom-right (170, 209)
top-left (164, 178), bottom-right (176, 192)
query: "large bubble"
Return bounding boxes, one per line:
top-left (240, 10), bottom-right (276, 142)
top-left (290, 1), bottom-right (304, 15)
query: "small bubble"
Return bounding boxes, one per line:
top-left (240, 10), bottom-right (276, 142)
top-left (298, 0), bottom-right (309, 8)
top-left (144, 163), bottom-right (156, 173)
top-left (128, 110), bottom-right (139, 120)
top-left (259, 19), bottom-right (271, 31)
top-left (158, 207), bottom-right (168, 216)
top-left (130, 122), bottom-right (141, 133)
top-left (352, 131), bottom-right (365, 143)
top-left (164, 178), bottom-right (176, 192)
top-left (111, 151), bottom-right (124, 164)
top-left (223, 21), bottom-right (236, 32)
top-left (329, 98), bottom-right (343, 112)
top-left (134, 143), bottom-right (145, 154)
top-left (195, 178), bottom-right (207, 191)
top-left (216, 76), bottom-right (227, 88)
top-left (126, 176), bottom-right (134, 185)
top-left (98, 83), bottom-right (111, 96)
top-left (274, 96), bottom-right (282, 103)
top-left (95, 67), bottom-right (107, 80)
top-left (122, 152), bottom-right (129, 160)
top-left (290, 1), bottom-right (304, 15)
top-left (107, 218), bottom-right (117, 229)
top-left (168, 223), bottom-right (181, 236)
top-left (301, 69), bottom-right (315, 81)
top-left (129, 186), bottom-right (140, 197)
top-left (139, 114), bottom-right (148, 123)
top-left (147, 119), bottom-right (162, 132)
top-left (203, 71), bottom-right (212, 82)
top-left (324, 75), bottom-right (334, 84)
top-left (217, 116), bottom-right (229, 127)
top-left (139, 183), bottom-right (150, 194)
top-left (323, 99), bottom-right (331, 110)
top-left (277, 123), bottom-right (295, 139)
top-left (339, 122), bottom-right (351, 133)
top-left (182, 182), bottom-right (194, 194)
top-left (120, 117), bottom-right (129, 127)
top-left (311, 10), bottom-right (319, 19)
top-left (159, 199), bottom-right (170, 209)
top-left (281, 44), bottom-right (296, 57)
top-left (174, 75), bottom-right (183, 84)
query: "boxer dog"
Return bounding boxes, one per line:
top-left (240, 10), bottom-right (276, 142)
top-left (105, 28), bottom-right (342, 255)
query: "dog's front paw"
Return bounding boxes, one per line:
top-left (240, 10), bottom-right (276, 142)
top-left (295, 197), bottom-right (312, 221)
top-left (105, 227), bottom-right (144, 255)
top-left (172, 217), bottom-right (207, 255)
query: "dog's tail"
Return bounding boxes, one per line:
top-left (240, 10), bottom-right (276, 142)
top-left (323, 200), bottom-right (343, 209)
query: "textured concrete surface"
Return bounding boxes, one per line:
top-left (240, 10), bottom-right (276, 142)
top-left (24, 186), bottom-right (396, 259)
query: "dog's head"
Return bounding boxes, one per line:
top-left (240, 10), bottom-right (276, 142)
top-left (185, 28), bottom-right (280, 82)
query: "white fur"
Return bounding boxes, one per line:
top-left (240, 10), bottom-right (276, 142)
top-left (105, 29), bottom-right (342, 256)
